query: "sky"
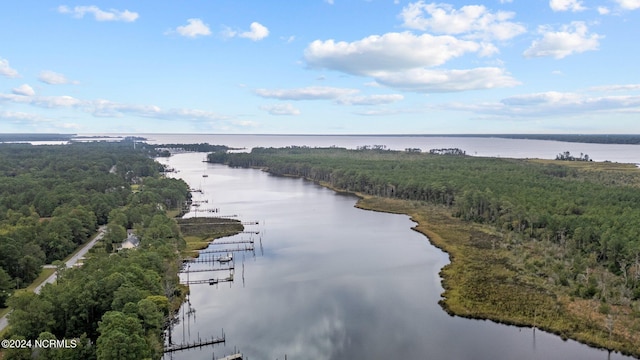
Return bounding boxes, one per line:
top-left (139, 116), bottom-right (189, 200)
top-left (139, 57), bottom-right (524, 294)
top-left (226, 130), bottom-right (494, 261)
top-left (1, 0), bottom-right (640, 134)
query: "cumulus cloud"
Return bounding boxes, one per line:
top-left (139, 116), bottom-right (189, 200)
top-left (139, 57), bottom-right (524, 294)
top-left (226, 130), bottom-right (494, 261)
top-left (399, 2), bottom-right (526, 41)
top-left (260, 103), bottom-right (301, 115)
top-left (615, 0), bottom-right (640, 10)
top-left (0, 58), bottom-right (19, 78)
top-left (549, 0), bottom-right (586, 12)
top-left (254, 86), bottom-right (359, 100)
top-left (305, 32), bottom-right (482, 75)
top-left (597, 6), bottom-right (611, 14)
top-left (12, 84), bottom-right (35, 96)
top-left (171, 18), bottom-right (212, 38)
top-left (304, 30), bottom-right (519, 93)
top-left (372, 67), bottom-right (520, 93)
top-left (241, 22), bottom-right (269, 41)
top-left (335, 94), bottom-right (404, 105)
top-left (38, 70), bottom-right (79, 85)
top-left (524, 22), bottom-right (602, 59)
top-left (57, 5), bottom-right (138, 22)
top-left (224, 22), bottom-right (269, 41)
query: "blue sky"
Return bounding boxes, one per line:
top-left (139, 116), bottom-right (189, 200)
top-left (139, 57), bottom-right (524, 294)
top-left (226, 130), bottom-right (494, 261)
top-left (1, 0), bottom-right (640, 134)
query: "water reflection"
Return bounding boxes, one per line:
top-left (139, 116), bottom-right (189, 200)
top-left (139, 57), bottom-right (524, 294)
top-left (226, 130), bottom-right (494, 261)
top-left (160, 154), bottom-right (634, 360)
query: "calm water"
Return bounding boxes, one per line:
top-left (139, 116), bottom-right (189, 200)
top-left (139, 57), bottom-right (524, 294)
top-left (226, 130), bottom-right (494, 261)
top-left (158, 152), bottom-right (634, 360)
top-left (81, 133), bottom-right (640, 164)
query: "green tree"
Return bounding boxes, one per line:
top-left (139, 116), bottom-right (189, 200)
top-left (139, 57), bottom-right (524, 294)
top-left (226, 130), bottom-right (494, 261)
top-left (96, 311), bottom-right (149, 360)
top-left (0, 267), bottom-right (13, 306)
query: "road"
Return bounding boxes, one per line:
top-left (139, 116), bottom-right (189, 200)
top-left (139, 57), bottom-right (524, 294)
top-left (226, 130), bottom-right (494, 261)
top-left (0, 226), bottom-right (106, 332)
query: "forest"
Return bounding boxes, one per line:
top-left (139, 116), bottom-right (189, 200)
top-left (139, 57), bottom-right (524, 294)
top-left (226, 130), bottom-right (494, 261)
top-left (0, 141), bottom-right (192, 359)
top-left (209, 146), bottom-right (640, 356)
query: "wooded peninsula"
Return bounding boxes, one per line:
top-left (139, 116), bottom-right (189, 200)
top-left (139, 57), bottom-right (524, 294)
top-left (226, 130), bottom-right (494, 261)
top-left (0, 141), bottom-right (242, 360)
top-left (209, 146), bottom-right (640, 358)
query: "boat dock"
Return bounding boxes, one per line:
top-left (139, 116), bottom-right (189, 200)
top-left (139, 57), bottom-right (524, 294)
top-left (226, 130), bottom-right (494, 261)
top-left (181, 273), bottom-right (234, 286)
top-left (164, 335), bottom-right (225, 353)
top-left (179, 265), bottom-right (234, 274)
top-left (198, 246), bottom-right (254, 255)
top-left (212, 239), bottom-right (254, 245)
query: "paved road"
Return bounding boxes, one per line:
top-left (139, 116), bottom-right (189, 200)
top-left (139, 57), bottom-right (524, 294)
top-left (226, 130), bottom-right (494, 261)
top-left (0, 226), bottom-right (106, 332)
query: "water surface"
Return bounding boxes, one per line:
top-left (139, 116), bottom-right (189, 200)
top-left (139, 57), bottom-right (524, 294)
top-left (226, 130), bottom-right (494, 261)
top-left (159, 153), bottom-right (633, 360)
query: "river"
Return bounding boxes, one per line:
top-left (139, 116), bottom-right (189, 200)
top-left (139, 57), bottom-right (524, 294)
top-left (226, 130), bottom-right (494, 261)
top-left (158, 152), bottom-right (635, 360)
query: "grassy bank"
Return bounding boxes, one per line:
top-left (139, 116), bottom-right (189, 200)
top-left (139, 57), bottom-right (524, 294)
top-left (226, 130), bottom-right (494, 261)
top-left (176, 217), bottom-right (244, 258)
top-left (355, 196), bottom-right (640, 358)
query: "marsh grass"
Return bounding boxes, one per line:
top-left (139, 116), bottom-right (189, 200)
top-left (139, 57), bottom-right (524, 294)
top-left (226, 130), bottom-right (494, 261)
top-left (356, 196), bottom-right (640, 358)
top-left (177, 217), bottom-right (244, 258)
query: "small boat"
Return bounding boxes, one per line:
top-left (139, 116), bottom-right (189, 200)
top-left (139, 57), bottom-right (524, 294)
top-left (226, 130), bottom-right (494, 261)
top-left (218, 253), bottom-right (233, 263)
top-left (202, 174), bottom-right (208, 177)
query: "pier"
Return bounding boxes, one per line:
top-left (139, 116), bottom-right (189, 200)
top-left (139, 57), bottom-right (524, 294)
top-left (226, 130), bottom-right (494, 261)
top-left (212, 239), bottom-right (254, 245)
top-left (181, 273), bottom-right (234, 286)
top-left (179, 265), bottom-right (234, 274)
top-left (178, 220), bottom-right (259, 226)
top-left (198, 246), bottom-right (254, 255)
top-left (164, 335), bottom-right (225, 353)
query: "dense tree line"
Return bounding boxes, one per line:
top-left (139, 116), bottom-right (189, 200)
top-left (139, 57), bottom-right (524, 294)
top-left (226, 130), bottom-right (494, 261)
top-left (210, 147), bottom-right (640, 304)
top-left (2, 141), bottom-right (191, 359)
top-left (0, 142), bottom-right (166, 302)
top-left (152, 143), bottom-right (231, 157)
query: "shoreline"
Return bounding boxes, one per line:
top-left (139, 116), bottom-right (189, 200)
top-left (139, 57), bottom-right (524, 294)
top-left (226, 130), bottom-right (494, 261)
top-left (282, 174), bottom-right (639, 358)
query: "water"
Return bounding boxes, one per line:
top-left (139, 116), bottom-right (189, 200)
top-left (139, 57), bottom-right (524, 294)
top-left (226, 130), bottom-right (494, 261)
top-left (158, 152), bottom-right (635, 360)
top-left (81, 133), bottom-right (640, 164)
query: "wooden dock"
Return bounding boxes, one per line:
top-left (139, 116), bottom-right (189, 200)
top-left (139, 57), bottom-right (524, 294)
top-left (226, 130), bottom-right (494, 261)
top-left (198, 246), bottom-right (254, 255)
top-left (179, 265), bottom-right (234, 274)
top-left (178, 220), bottom-right (258, 226)
top-left (164, 335), bottom-right (225, 353)
top-left (181, 273), bottom-right (234, 285)
top-left (212, 239), bottom-right (254, 245)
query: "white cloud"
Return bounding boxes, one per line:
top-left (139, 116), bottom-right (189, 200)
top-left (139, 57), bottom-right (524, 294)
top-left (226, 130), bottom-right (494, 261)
top-left (499, 0), bottom-right (513, 3)
top-left (0, 92), bottom-right (229, 122)
top-left (240, 22), bottom-right (269, 41)
top-left (260, 103), bottom-right (301, 115)
top-left (399, 2), bottom-right (526, 41)
top-left (325, 0), bottom-right (335, 4)
top-left (372, 67), bottom-right (520, 93)
top-left (173, 18), bottom-right (212, 38)
top-left (336, 94), bottom-right (404, 105)
top-left (445, 90), bottom-right (640, 118)
top-left (549, 0), bottom-right (586, 12)
top-left (305, 32), bottom-right (482, 75)
top-left (587, 84), bottom-right (640, 92)
top-left (12, 84), bottom-right (35, 96)
top-left (0, 111), bottom-right (50, 125)
top-left (254, 86), bottom-right (359, 100)
top-left (224, 22), bottom-right (269, 41)
top-left (597, 6), bottom-right (610, 14)
top-left (524, 22), bottom-right (602, 59)
top-left (0, 58), bottom-right (19, 78)
top-left (57, 5), bottom-right (138, 22)
top-left (38, 70), bottom-right (78, 85)
top-left (615, 0), bottom-right (640, 10)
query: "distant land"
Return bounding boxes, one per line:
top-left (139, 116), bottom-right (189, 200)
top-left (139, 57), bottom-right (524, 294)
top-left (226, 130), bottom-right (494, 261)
top-left (2, 133), bottom-right (640, 145)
